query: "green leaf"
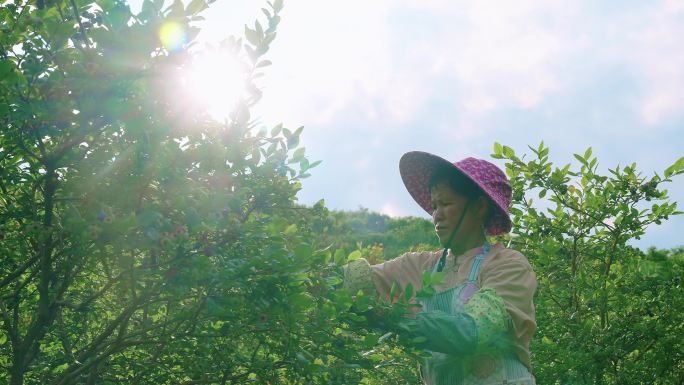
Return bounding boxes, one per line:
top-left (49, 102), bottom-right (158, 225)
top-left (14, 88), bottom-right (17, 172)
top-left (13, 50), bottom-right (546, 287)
top-left (333, 248), bottom-right (346, 266)
top-left (256, 60), bottom-right (272, 68)
top-left (412, 336), bottom-right (427, 344)
top-left (186, 0), bottom-right (208, 14)
top-left (0, 60), bottom-right (15, 79)
top-left (289, 292), bottom-right (314, 309)
top-left (244, 25), bottom-right (260, 46)
top-left (292, 126), bottom-right (303, 136)
top-left (292, 147), bottom-right (305, 162)
top-left (141, 0), bottom-right (156, 14)
top-left (584, 147), bottom-right (593, 160)
top-left (422, 271), bottom-right (432, 287)
top-left (287, 135), bottom-right (300, 149)
top-left (284, 224), bottom-right (297, 234)
top-left (152, 0), bottom-right (164, 11)
top-left (294, 244), bottom-right (312, 260)
top-left (309, 160), bottom-right (322, 169)
top-left (561, 163), bottom-right (571, 175)
top-left (261, 7), bottom-right (272, 19)
top-left (255, 20), bottom-right (264, 40)
top-left (273, 0), bottom-right (284, 12)
top-left (168, 0), bottom-right (185, 17)
top-left (405, 282), bottom-right (414, 301)
top-left (390, 281), bottom-right (398, 300)
top-left (363, 334), bottom-right (379, 348)
top-left (295, 352), bottom-right (310, 365)
top-left (347, 250), bottom-right (362, 262)
top-left (493, 142), bottom-right (503, 155)
top-left (418, 286), bottom-right (436, 298)
top-left (251, 148), bottom-right (261, 164)
top-left (573, 153), bottom-right (588, 166)
top-left (505, 165), bottom-right (516, 178)
top-left (431, 272), bottom-right (445, 285)
top-left (300, 158), bottom-right (310, 171)
top-left (502, 145), bottom-right (515, 158)
top-left (664, 156), bottom-right (684, 178)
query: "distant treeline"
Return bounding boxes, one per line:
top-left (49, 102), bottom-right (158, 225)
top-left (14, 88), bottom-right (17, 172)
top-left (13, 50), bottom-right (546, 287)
top-left (313, 207), bottom-right (440, 263)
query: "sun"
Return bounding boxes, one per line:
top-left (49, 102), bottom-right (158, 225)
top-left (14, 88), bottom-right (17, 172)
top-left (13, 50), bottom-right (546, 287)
top-left (182, 50), bottom-right (247, 122)
top-left (158, 21), bottom-right (249, 122)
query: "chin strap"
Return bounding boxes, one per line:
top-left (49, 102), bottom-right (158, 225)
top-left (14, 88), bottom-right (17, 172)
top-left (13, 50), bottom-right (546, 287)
top-left (434, 200), bottom-right (471, 273)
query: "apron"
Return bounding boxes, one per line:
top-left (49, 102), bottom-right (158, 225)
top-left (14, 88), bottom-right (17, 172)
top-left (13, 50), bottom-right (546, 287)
top-left (418, 243), bottom-right (535, 385)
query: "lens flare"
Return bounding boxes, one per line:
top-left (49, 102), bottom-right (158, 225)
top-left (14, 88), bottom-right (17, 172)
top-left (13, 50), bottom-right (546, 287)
top-left (159, 22), bottom-right (186, 52)
top-left (183, 51), bottom-right (247, 121)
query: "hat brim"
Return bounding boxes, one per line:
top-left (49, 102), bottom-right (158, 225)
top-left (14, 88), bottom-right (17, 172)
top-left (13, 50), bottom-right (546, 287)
top-left (399, 151), bottom-right (512, 235)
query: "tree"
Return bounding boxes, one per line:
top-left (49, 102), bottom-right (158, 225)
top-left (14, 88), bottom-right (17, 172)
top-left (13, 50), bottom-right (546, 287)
top-left (0, 0), bottom-right (394, 383)
top-left (492, 142), bottom-right (684, 384)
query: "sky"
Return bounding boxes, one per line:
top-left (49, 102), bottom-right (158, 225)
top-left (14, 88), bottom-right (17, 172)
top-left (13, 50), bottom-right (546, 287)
top-left (134, 0), bottom-right (684, 249)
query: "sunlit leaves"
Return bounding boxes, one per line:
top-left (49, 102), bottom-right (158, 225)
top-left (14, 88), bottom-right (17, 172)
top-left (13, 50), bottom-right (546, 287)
top-left (492, 141), bottom-right (684, 384)
top-left (185, 0), bottom-right (208, 15)
top-left (0, 0), bottom-right (338, 384)
top-left (664, 156), bottom-right (684, 178)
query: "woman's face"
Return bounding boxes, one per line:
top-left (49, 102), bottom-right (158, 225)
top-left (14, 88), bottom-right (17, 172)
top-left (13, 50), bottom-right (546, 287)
top-left (430, 182), bottom-right (481, 248)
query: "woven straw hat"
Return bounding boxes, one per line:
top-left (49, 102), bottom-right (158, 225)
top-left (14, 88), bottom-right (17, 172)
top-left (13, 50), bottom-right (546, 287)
top-left (399, 151), bottom-right (512, 235)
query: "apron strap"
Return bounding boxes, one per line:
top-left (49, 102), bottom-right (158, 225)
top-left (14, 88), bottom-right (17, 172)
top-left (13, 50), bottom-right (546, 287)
top-left (431, 261), bottom-right (439, 275)
top-left (467, 241), bottom-right (491, 282)
top-left (431, 241), bottom-right (492, 277)
top-left (431, 251), bottom-right (445, 275)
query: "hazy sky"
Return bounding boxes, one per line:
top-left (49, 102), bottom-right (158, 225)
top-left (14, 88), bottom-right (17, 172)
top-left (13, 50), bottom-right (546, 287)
top-left (133, 0), bottom-right (684, 249)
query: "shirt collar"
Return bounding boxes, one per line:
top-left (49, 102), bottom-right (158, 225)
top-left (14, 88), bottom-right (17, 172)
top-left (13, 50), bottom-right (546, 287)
top-left (447, 241), bottom-right (502, 264)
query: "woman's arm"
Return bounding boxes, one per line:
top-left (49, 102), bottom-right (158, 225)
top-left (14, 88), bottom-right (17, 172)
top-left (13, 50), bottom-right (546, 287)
top-left (416, 251), bottom-right (536, 356)
top-left (414, 287), bottom-right (509, 355)
top-left (479, 252), bottom-right (537, 350)
top-left (343, 258), bottom-right (376, 295)
top-left (343, 252), bottom-right (433, 301)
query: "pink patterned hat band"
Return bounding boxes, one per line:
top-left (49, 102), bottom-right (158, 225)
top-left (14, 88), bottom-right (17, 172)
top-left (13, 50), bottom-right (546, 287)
top-left (399, 151), bottom-right (512, 235)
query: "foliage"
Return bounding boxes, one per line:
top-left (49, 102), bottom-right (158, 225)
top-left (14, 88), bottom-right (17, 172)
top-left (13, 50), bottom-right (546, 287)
top-left (0, 0), bottom-right (405, 384)
top-left (492, 142), bottom-right (684, 384)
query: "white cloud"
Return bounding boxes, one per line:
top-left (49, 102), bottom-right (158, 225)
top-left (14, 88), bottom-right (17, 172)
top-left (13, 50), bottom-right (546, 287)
top-left (257, 0), bottom-right (579, 127)
top-left (354, 156), bottom-right (370, 170)
top-left (422, 1), bottom-right (575, 114)
top-left (624, 4), bottom-right (684, 125)
top-left (194, 0), bottom-right (684, 130)
top-left (256, 0), bottom-right (404, 125)
top-left (664, 0), bottom-right (684, 13)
